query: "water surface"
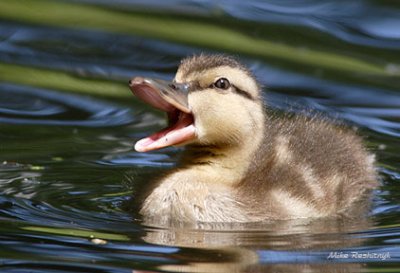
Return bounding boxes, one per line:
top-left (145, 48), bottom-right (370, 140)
top-left (0, 0), bottom-right (399, 272)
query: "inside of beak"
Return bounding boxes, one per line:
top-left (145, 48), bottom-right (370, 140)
top-left (129, 77), bottom-right (196, 152)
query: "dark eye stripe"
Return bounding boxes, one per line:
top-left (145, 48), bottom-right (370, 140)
top-left (232, 85), bottom-right (253, 100)
top-left (187, 81), bottom-right (254, 101)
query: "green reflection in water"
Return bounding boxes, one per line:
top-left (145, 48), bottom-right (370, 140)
top-left (0, 63), bottom-right (128, 98)
top-left (21, 226), bottom-right (130, 241)
top-left (0, 0), bottom-right (396, 82)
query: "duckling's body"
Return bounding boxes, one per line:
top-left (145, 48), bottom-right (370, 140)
top-left (129, 54), bottom-right (377, 224)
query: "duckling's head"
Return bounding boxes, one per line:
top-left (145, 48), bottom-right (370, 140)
top-left (129, 54), bottom-right (265, 152)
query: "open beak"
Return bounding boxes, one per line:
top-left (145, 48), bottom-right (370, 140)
top-left (129, 77), bottom-right (196, 152)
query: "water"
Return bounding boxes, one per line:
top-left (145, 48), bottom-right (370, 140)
top-left (0, 0), bottom-right (399, 272)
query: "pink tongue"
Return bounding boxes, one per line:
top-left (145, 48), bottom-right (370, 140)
top-left (134, 114), bottom-right (195, 152)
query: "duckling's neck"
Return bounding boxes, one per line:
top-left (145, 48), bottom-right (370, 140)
top-left (179, 126), bottom-right (265, 185)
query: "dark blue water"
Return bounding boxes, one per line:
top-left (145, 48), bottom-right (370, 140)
top-left (0, 0), bottom-right (399, 272)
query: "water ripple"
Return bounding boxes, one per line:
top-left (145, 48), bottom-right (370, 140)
top-left (0, 83), bottom-right (134, 127)
top-left (98, 152), bottom-right (175, 167)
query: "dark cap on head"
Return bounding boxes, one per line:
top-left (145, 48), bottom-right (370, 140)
top-left (177, 54), bottom-right (253, 79)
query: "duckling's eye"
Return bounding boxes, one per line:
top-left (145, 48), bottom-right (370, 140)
top-left (213, 78), bottom-right (230, 90)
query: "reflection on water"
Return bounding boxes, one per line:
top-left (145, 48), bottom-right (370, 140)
top-left (0, 83), bottom-right (134, 126)
top-left (140, 215), bottom-right (393, 272)
top-left (0, 0), bottom-right (399, 272)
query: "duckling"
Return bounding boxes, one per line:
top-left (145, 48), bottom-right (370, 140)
top-left (128, 54), bottom-right (378, 224)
